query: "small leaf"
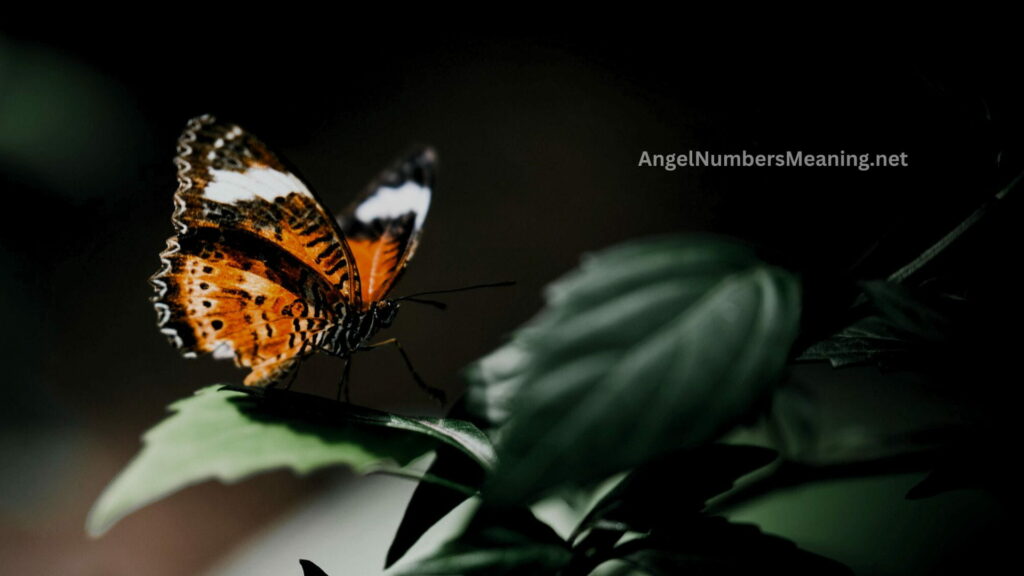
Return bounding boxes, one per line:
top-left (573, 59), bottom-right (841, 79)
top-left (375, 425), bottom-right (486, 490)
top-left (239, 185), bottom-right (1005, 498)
top-left (798, 315), bottom-right (914, 367)
top-left (373, 412), bottom-right (496, 471)
top-left (300, 559), bottom-right (330, 576)
top-left (386, 446), bottom-right (486, 568)
top-left (609, 517), bottom-right (851, 575)
top-left (395, 507), bottom-right (571, 575)
top-left (860, 281), bottom-right (957, 344)
top-left (798, 282), bottom-right (963, 368)
top-left (467, 236), bottom-right (801, 504)
top-left (87, 386), bottom-right (493, 536)
top-left (572, 444), bottom-right (777, 542)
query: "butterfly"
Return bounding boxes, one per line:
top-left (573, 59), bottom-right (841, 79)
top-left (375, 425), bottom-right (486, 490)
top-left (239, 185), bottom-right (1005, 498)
top-left (150, 114), bottom-right (442, 400)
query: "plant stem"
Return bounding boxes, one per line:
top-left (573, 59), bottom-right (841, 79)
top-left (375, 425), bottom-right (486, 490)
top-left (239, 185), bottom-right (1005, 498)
top-left (888, 170), bottom-right (1022, 284)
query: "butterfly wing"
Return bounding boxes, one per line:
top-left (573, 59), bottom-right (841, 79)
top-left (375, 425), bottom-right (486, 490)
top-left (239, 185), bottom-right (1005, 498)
top-left (154, 229), bottom-right (344, 386)
top-left (167, 115), bottom-right (361, 306)
top-left (151, 115), bottom-right (358, 385)
top-left (337, 147), bottom-right (434, 306)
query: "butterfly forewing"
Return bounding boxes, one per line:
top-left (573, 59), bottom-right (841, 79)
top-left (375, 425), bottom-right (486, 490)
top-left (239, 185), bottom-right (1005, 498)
top-left (169, 115), bottom-right (360, 304)
top-left (152, 115), bottom-right (360, 386)
top-left (338, 147), bottom-right (434, 306)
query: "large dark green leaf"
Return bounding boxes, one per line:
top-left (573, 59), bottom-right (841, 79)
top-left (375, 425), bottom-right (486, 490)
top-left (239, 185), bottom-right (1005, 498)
top-left (571, 444), bottom-right (777, 542)
top-left (608, 518), bottom-right (851, 575)
top-left (395, 507), bottom-right (572, 575)
top-left (87, 386), bottom-right (493, 536)
top-left (467, 236), bottom-right (801, 504)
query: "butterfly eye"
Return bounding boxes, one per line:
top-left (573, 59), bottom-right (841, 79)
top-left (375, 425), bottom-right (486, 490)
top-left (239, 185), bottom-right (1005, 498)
top-left (376, 301), bottom-right (398, 327)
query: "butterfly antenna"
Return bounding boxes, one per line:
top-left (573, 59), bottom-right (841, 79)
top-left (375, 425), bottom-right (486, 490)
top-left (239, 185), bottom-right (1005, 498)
top-left (396, 281), bottom-right (516, 308)
top-left (401, 297), bottom-right (449, 310)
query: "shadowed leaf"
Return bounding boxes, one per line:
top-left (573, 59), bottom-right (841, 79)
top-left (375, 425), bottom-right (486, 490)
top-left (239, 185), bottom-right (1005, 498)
top-left (799, 281), bottom-right (963, 368)
top-left (861, 281), bottom-right (957, 343)
top-left (386, 446), bottom-right (486, 569)
top-left (395, 506), bottom-right (571, 575)
top-left (609, 517), bottom-right (851, 575)
top-left (572, 444), bottom-right (777, 542)
top-left (907, 441), bottom-right (1010, 500)
top-left (799, 314), bottom-right (914, 367)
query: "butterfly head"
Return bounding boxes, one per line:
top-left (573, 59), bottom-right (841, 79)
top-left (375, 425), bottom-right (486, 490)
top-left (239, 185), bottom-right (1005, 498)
top-left (374, 300), bottom-right (399, 328)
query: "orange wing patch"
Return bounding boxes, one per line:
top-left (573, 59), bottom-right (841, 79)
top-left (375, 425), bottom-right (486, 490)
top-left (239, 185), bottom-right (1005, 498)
top-left (347, 236), bottom-right (409, 305)
top-left (154, 228), bottom-right (344, 387)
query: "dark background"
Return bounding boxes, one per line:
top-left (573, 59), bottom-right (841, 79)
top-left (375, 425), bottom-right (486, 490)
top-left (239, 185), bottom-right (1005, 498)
top-left (0, 31), bottom-right (1018, 574)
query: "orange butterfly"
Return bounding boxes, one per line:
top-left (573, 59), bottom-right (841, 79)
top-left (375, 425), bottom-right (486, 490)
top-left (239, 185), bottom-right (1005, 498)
top-left (150, 115), bottom-right (441, 400)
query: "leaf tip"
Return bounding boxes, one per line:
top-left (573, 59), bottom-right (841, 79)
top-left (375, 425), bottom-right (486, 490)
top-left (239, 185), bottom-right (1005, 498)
top-left (84, 497), bottom-right (115, 538)
top-left (299, 559), bottom-right (330, 576)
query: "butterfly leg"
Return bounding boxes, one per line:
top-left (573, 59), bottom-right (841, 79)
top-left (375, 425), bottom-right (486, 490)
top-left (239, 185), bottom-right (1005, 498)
top-left (363, 338), bottom-right (446, 405)
top-left (283, 360), bottom-right (302, 391)
top-left (283, 341), bottom-right (311, 391)
top-left (337, 356), bottom-right (352, 403)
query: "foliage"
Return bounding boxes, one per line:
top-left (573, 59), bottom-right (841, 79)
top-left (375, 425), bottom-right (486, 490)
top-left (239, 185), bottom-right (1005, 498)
top-left (399, 445), bottom-right (848, 576)
top-left (92, 162), bottom-right (1019, 576)
top-left (87, 385), bottom-right (491, 536)
top-left (467, 237), bottom-right (800, 505)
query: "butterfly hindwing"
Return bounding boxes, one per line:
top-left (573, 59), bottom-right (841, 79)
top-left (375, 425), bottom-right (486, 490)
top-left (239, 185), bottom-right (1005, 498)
top-left (338, 147), bottom-right (434, 306)
top-left (154, 227), bottom-right (343, 386)
top-left (168, 115), bottom-right (361, 306)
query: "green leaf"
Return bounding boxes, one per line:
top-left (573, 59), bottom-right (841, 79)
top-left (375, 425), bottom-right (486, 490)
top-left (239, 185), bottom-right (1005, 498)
top-left (609, 517), bottom-right (851, 575)
top-left (386, 446), bottom-right (486, 568)
top-left (798, 314), bottom-right (914, 367)
top-left (861, 281), bottom-right (957, 344)
top-left (230, 386), bottom-right (496, 469)
top-left (571, 444), bottom-right (777, 542)
top-left (798, 281), bottom-right (962, 368)
top-left (395, 507), bottom-right (571, 575)
top-left (468, 236), bottom-right (801, 504)
top-left (87, 385), bottom-right (494, 536)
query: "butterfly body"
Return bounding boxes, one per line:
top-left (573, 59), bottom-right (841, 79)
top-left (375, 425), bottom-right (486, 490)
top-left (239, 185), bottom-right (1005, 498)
top-left (151, 115), bottom-right (431, 388)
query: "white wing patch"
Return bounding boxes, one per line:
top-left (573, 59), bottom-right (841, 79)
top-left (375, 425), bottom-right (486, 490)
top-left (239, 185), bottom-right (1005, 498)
top-left (204, 166), bottom-right (312, 204)
top-left (211, 342), bottom-right (236, 359)
top-left (354, 181), bottom-right (431, 231)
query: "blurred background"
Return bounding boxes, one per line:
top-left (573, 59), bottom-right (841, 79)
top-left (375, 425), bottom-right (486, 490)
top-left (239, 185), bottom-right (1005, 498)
top-left (0, 30), bottom-right (1018, 574)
